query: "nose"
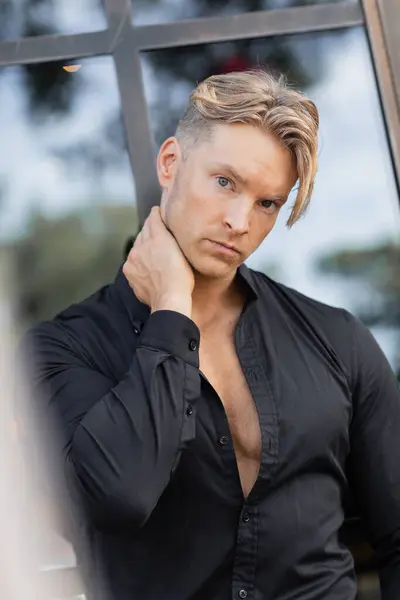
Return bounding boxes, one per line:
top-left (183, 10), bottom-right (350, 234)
top-left (222, 197), bottom-right (250, 235)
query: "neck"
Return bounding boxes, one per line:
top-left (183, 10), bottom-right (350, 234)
top-left (191, 269), bottom-right (245, 330)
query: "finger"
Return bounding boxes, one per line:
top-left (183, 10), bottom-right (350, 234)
top-left (133, 230), bottom-right (143, 249)
top-left (150, 206), bottom-right (162, 222)
top-left (141, 221), bottom-right (151, 242)
top-left (152, 206), bottom-right (168, 232)
top-left (146, 206), bottom-right (163, 236)
top-left (142, 209), bottom-right (156, 239)
top-left (122, 259), bottom-right (131, 279)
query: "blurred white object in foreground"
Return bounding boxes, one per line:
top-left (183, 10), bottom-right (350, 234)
top-left (0, 257), bottom-right (40, 598)
top-left (0, 257), bottom-right (82, 600)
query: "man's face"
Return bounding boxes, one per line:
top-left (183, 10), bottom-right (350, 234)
top-left (157, 123), bottom-right (298, 279)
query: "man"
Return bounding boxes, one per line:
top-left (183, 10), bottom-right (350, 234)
top-left (25, 70), bottom-right (400, 600)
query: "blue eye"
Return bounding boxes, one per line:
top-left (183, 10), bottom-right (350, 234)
top-left (217, 176), bottom-right (231, 188)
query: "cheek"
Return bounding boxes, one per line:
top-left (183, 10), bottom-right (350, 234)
top-left (247, 215), bottom-right (276, 251)
top-left (253, 213), bottom-right (275, 237)
top-left (189, 189), bottom-right (215, 223)
top-left (175, 196), bottom-right (206, 240)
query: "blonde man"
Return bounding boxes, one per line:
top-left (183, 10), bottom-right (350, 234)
top-left (26, 70), bottom-right (400, 600)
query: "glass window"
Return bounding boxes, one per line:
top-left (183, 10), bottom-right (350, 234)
top-left (0, 55), bottom-right (137, 334)
top-left (140, 27), bottom-right (400, 371)
top-left (132, 0), bottom-right (356, 26)
top-left (0, 0), bottom-right (107, 41)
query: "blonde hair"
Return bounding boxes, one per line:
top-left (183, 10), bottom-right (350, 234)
top-left (176, 69), bottom-right (319, 227)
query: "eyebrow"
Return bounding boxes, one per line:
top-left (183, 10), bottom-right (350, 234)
top-left (216, 163), bottom-right (247, 186)
top-left (214, 162), bottom-right (288, 203)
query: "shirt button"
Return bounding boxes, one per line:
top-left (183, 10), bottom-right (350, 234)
top-left (242, 512), bottom-right (250, 523)
top-left (186, 404), bottom-right (193, 416)
top-left (238, 590), bottom-right (248, 599)
top-left (133, 327), bottom-right (140, 335)
top-left (219, 435), bottom-right (229, 445)
top-left (189, 339), bottom-right (198, 351)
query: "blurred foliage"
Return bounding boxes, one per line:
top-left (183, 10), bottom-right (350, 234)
top-left (317, 241), bottom-right (400, 328)
top-left (1, 204), bottom-right (138, 326)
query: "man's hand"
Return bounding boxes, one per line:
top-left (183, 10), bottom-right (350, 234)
top-left (123, 206), bottom-right (194, 317)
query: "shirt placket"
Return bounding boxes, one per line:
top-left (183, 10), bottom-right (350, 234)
top-left (230, 313), bottom-right (280, 600)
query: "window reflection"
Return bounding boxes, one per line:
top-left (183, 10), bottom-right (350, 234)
top-left (0, 56), bottom-right (137, 333)
top-left (140, 27), bottom-right (400, 370)
top-left (0, 0), bottom-right (107, 41)
top-left (132, 0), bottom-right (355, 26)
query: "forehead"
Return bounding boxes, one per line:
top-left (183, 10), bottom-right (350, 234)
top-left (197, 122), bottom-right (297, 193)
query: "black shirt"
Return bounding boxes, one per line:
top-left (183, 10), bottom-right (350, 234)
top-left (25, 264), bottom-right (400, 600)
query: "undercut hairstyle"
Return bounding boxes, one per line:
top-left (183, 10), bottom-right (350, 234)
top-left (175, 69), bottom-right (319, 227)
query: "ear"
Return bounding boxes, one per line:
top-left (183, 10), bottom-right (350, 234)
top-left (157, 137), bottom-right (182, 190)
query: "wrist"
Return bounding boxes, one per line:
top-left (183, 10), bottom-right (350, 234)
top-left (151, 292), bottom-right (192, 318)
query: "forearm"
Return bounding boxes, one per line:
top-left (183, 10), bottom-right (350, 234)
top-left (66, 311), bottom-right (200, 528)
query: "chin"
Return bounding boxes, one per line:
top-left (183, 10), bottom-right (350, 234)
top-left (191, 254), bottom-right (239, 279)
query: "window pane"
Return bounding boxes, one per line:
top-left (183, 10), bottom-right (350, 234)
top-left (132, 0), bottom-right (356, 26)
top-left (140, 27), bottom-right (400, 371)
top-left (0, 55), bottom-right (137, 333)
top-left (0, 0), bottom-right (107, 41)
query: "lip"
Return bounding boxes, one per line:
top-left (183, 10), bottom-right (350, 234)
top-left (207, 240), bottom-right (241, 257)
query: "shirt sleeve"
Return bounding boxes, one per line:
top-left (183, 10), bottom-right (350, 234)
top-left (345, 312), bottom-right (400, 598)
top-left (23, 310), bottom-right (201, 530)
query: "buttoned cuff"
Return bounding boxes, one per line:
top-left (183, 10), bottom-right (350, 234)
top-left (138, 310), bottom-right (200, 367)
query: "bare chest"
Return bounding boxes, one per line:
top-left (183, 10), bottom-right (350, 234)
top-left (199, 337), bottom-right (262, 498)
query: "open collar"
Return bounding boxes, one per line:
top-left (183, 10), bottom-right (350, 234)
top-left (111, 261), bottom-right (259, 331)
